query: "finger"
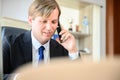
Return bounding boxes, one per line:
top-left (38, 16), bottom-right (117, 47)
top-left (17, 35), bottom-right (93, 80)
top-left (55, 38), bottom-right (61, 43)
top-left (59, 29), bottom-right (67, 35)
top-left (60, 25), bottom-right (65, 30)
top-left (61, 32), bottom-right (67, 40)
top-left (61, 33), bottom-right (70, 42)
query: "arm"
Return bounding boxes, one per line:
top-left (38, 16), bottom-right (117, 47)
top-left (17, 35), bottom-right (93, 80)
top-left (57, 27), bottom-right (80, 60)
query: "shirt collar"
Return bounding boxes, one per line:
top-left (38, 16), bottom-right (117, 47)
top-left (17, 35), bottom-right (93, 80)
top-left (31, 32), bottom-right (50, 50)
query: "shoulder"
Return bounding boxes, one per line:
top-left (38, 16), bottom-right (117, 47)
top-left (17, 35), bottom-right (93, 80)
top-left (50, 39), bottom-right (68, 56)
top-left (50, 39), bottom-right (62, 48)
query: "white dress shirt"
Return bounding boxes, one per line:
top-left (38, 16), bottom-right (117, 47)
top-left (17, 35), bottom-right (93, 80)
top-left (31, 33), bottom-right (79, 66)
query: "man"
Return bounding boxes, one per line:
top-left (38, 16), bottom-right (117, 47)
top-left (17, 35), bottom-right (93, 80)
top-left (3, 0), bottom-right (79, 78)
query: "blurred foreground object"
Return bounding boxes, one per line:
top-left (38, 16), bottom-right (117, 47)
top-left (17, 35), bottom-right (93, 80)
top-left (10, 58), bottom-right (120, 80)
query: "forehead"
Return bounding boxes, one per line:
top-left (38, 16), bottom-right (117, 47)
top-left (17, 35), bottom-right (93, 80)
top-left (48, 8), bottom-right (59, 19)
top-left (35, 8), bottom-right (59, 20)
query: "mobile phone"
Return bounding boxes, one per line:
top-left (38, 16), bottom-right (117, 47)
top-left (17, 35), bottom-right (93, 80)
top-left (57, 21), bottom-right (62, 43)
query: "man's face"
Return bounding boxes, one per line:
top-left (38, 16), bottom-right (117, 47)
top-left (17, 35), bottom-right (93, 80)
top-left (28, 8), bottom-right (59, 44)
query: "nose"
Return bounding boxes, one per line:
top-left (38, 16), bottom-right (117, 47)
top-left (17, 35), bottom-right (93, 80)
top-left (46, 22), bottom-right (52, 30)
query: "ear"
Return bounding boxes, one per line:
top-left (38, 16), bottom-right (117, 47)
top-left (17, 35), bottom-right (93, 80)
top-left (28, 16), bottom-right (33, 25)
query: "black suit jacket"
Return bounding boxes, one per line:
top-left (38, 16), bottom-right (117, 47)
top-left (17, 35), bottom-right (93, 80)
top-left (3, 31), bottom-right (68, 74)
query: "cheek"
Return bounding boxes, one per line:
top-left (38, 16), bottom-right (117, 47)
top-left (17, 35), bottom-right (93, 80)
top-left (32, 23), bottom-right (43, 34)
top-left (51, 27), bottom-right (57, 34)
top-left (53, 26), bottom-right (57, 30)
top-left (53, 24), bottom-right (58, 31)
top-left (33, 22), bottom-right (43, 30)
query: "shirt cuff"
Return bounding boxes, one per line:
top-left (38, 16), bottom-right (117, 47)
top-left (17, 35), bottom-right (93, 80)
top-left (68, 51), bottom-right (79, 60)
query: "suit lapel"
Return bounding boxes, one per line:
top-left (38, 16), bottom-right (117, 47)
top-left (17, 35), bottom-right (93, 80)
top-left (50, 39), bottom-right (56, 58)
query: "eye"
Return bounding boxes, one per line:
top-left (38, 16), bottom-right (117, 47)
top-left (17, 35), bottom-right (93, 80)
top-left (52, 21), bottom-right (57, 24)
top-left (42, 20), bottom-right (47, 23)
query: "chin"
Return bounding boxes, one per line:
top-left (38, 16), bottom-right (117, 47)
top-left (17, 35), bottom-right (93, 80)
top-left (44, 37), bottom-right (51, 41)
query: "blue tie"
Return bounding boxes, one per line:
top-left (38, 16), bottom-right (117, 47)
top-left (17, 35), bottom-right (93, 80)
top-left (38, 46), bottom-right (45, 61)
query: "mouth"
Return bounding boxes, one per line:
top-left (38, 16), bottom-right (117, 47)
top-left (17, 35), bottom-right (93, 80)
top-left (44, 32), bottom-right (52, 37)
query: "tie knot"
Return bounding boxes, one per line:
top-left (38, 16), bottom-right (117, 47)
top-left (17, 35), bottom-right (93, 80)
top-left (39, 46), bottom-right (45, 52)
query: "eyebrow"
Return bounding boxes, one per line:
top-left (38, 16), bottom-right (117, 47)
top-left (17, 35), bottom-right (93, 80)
top-left (53, 19), bottom-right (58, 21)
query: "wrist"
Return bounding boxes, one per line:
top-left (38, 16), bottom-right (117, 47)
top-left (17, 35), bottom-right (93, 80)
top-left (69, 48), bottom-right (78, 53)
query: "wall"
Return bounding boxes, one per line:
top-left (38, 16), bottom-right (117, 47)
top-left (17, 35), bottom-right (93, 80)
top-left (2, 0), bottom-right (33, 21)
top-left (0, 0), bottom-right (2, 24)
top-left (106, 0), bottom-right (120, 56)
top-left (79, 0), bottom-right (105, 6)
top-left (59, 6), bottom-right (80, 30)
top-left (2, 17), bottom-right (30, 30)
top-left (0, 0), bottom-right (3, 79)
top-left (114, 0), bottom-right (120, 55)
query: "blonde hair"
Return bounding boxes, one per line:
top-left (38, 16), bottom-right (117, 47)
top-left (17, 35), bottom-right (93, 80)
top-left (28, 0), bottom-right (61, 19)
